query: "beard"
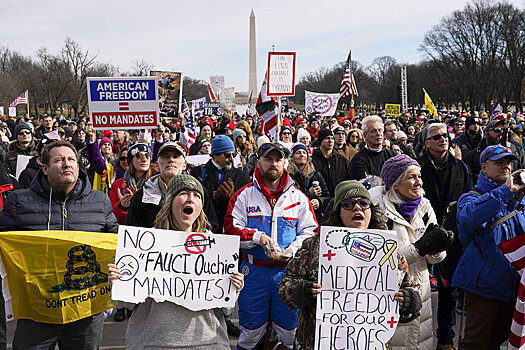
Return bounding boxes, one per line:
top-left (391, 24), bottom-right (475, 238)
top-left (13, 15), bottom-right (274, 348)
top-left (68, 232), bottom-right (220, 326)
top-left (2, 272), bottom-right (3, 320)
top-left (261, 168), bottom-right (282, 181)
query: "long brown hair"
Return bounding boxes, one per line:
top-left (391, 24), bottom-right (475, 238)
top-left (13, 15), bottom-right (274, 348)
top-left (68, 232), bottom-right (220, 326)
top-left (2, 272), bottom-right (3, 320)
top-left (154, 192), bottom-right (209, 232)
top-left (129, 161), bottom-right (157, 181)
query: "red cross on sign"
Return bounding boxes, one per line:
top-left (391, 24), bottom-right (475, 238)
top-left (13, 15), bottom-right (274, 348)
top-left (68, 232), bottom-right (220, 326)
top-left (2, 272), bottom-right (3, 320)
top-left (387, 316), bottom-right (398, 328)
top-left (322, 250), bottom-right (336, 261)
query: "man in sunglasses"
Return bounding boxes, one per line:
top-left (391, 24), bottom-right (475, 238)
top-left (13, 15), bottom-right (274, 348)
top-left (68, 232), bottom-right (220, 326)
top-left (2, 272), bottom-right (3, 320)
top-left (224, 142), bottom-right (318, 350)
top-left (453, 145), bottom-right (525, 349)
top-left (190, 135), bottom-right (250, 234)
top-left (3, 122), bottom-right (38, 176)
top-left (452, 116), bottom-right (482, 157)
top-left (463, 119), bottom-right (525, 184)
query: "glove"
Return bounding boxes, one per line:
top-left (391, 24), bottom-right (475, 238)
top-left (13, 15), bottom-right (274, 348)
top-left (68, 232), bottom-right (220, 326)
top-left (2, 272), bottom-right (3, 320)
top-left (213, 179), bottom-right (235, 201)
top-left (413, 223), bottom-right (454, 256)
top-left (292, 280), bottom-right (316, 307)
top-left (398, 288), bottom-right (422, 317)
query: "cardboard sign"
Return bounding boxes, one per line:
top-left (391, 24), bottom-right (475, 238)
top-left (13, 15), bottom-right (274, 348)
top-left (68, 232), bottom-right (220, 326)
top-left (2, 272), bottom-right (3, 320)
top-left (219, 87), bottom-right (236, 113)
top-left (0, 230), bottom-right (117, 324)
top-left (87, 77), bottom-right (160, 130)
top-left (151, 71), bottom-right (183, 116)
top-left (111, 225), bottom-right (240, 311)
top-left (8, 107), bottom-right (16, 117)
top-left (267, 52), bottom-right (296, 96)
top-left (385, 104), bottom-right (401, 116)
top-left (305, 91), bottom-right (340, 117)
top-left (315, 226), bottom-right (399, 350)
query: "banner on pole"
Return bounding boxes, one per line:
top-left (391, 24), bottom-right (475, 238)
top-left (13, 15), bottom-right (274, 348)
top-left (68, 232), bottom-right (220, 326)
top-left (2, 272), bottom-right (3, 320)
top-left (0, 231), bottom-right (117, 324)
top-left (87, 77), bottom-right (160, 130)
top-left (111, 225), bottom-right (240, 311)
top-left (305, 91), bottom-right (340, 116)
top-left (267, 52), bottom-right (296, 97)
top-left (315, 226), bottom-right (399, 350)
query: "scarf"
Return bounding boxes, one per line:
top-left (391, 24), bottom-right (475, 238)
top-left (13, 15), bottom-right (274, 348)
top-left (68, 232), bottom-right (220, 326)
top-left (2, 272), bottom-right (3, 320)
top-left (122, 169), bottom-right (147, 193)
top-left (395, 197), bottom-right (422, 222)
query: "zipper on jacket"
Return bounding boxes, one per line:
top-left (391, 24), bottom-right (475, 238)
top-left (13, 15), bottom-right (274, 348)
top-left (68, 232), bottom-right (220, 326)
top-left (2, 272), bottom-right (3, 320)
top-left (61, 198), bottom-right (68, 230)
top-left (475, 255), bottom-right (488, 287)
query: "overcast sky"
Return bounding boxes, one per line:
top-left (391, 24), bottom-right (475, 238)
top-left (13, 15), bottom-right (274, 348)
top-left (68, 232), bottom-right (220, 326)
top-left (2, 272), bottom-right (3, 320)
top-left (2, 0), bottom-right (524, 92)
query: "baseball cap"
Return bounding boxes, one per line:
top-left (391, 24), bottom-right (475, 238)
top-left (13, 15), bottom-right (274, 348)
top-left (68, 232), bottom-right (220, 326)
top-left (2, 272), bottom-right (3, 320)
top-left (480, 145), bottom-right (517, 165)
top-left (484, 119), bottom-right (505, 133)
top-left (158, 142), bottom-right (186, 158)
top-left (257, 142), bottom-right (290, 159)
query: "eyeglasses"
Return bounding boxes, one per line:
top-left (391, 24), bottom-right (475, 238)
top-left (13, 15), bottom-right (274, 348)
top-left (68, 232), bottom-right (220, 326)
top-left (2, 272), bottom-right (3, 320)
top-left (489, 128), bottom-right (504, 134)
top-left (18, 130), bottom-right (31, 135)
top-left (135, 152), bottom-right (151, 160)
top-left (222, 152), bottom-right (235, 159)
top-left (426, 133), bottom-right (448, 141)
top-left (341, 198), bottom-right (371, 211)
top-left (282, 132), bottom-right (291, 136)
top-left (119, 156), bottom-right (127, 161)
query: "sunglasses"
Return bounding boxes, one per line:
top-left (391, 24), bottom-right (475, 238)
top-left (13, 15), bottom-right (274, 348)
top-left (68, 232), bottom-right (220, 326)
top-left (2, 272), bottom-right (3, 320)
top-left (426, 133), bottom-right (448, 141)
top-left (489, 128), bottom-right (504, 134)
top-left (490, 146), bottom-right (512, 156)
top-left (119, 156), bottom-right (127, 161)
top-left (222, 152), bottom-right (236, 159)
top-left (18, 130), bottom-right (31, 135)
top-left (135, 152), bottom-right (151, 160)
top-left (341, 198), bottom-right (372, 211)
top-left (282, 132), bottom-right (291, 136)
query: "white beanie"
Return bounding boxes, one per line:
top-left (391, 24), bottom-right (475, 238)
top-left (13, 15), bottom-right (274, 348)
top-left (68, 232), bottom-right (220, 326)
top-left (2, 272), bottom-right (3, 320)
top-left (297, 128), bottom-right (311, 141)
top-left (256, 135), bottom-right (270, 148)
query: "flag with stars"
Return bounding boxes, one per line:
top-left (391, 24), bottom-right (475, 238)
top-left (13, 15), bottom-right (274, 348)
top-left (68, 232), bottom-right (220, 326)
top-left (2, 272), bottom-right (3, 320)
top-left (180, 100), bottom-right (196, 151)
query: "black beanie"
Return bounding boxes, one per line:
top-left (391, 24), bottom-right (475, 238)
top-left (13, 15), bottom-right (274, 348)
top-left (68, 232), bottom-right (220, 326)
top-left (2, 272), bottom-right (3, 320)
top-left (317, 128), bottom-right (333, 144)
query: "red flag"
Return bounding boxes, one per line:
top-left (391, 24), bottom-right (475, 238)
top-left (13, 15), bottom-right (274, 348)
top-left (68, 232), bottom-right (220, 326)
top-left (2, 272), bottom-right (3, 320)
top-left (207, 83), bottom-right (218, 102)
top-left (256, 73), bottom-right (279, 142)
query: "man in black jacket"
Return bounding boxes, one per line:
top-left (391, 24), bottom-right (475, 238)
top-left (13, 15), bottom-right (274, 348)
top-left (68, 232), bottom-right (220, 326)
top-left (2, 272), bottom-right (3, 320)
top-left (452, 116), bottom-right (482, 157)
top-left (311, 128), bottom-right (351, 196)
top-left (349, 115), bottom-right (395, 180)
top-left (0, 140), bottom-right (118, 350)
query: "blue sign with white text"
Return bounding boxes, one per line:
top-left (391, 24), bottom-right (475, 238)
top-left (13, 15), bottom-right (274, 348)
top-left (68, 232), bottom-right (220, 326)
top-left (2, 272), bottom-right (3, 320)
top-left (89, 79), bottom-right (156, 101)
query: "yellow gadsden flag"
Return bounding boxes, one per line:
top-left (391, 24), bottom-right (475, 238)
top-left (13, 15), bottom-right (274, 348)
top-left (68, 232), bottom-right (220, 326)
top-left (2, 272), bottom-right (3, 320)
top-left (0, 230), bottom-right (117, 324)
top-left (423, 88), bottom-right (438, 118)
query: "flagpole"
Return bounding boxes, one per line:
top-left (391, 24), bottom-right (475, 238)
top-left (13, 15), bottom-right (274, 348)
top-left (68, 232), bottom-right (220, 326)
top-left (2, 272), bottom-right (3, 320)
top-left (349, 50), bottom-right (354, 112)
top-left (26, 90), bottom-right (30, 117)
top-left (276, 97), bottom-right (281, 143)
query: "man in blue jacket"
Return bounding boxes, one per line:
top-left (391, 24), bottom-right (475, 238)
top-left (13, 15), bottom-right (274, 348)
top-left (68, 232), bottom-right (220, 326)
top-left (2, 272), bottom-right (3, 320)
top-left (453, 145), bottom-right (525, 349)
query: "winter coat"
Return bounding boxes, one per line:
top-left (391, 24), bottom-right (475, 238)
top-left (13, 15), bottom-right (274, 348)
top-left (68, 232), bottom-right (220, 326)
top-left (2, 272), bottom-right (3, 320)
top-left (417, 150), bottom-right (471, 224)
top-left (0, 168), bottom-right (118, 233)
top-left (3, 140), bottom-right (38, 176)
top-left (125, 174), bottom-right (219, 232)
top-left (190, 160), bottom-right (251, 233)
top-left (310, 148), bottom-right (352, 196)
top-left (452, 131), bottom-right (482, 157)
top-left (18, 155), bottom-right (40, 189)
top-left (288, 168), bottom-right (330, 222)
top-left (452, 173), bottom-right (525, 304)
top-left (370, 186), bottom-right (445, 350)
top-left (349, 147), bottom-right (395, 181)
top-left (335, 143), bottom-right (358, 162)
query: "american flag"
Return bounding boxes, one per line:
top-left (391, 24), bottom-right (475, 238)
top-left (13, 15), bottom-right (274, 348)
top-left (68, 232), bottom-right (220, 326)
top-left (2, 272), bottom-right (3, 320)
top-left (340, 52), bottom-right (358, 97)
top-left (498, 234), bottom-right (525, 350)
top-left (207, 83), bottom-right (218, 102)
top-left (256, 72), bottom-right (279, 142)
top-left (10, 91), bottom-right (28, 107)
top-left (180, 99), bottom-right (196, 151)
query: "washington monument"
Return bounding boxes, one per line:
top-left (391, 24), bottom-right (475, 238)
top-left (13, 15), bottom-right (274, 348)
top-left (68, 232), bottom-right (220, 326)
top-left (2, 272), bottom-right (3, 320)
top-left (249, 9), bottom-right (257, 113)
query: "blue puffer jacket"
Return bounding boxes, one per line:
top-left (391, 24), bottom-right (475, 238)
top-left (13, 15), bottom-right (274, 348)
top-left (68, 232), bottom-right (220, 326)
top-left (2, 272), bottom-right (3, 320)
top-left (452, 173), bottom-right (525, 304)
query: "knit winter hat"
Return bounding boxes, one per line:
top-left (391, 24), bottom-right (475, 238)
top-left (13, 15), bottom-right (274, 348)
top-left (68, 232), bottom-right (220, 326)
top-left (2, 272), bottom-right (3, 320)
top-left (233, 128), bottom-right (246, 141)
top-left (296, 128), bottom-right (310, 141)
top-left (380, 154), bottom-right (420, 191)
top-left (317, 128), bottom-right (333, 144)
top-left (14, 122), bottom-right (32, 135)
top-left (99, 137), bottom-right (113, 149)
top-left (291, 142), bottom-right (309, 156)
top-left (211, 135), bottom-right (235, 155)
top-left (334, 180), bottom-right (372, 210)
top-left (465, 116), bottom-right (480, 130)
top-left (127, 141), bottom-right (150, 165)
top-left (166, 174), bottom-right (204, 200)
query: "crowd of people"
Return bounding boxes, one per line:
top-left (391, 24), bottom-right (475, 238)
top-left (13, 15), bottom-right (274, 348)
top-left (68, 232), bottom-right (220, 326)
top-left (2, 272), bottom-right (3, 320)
top-left (0, 107), bottom-right (524, 349)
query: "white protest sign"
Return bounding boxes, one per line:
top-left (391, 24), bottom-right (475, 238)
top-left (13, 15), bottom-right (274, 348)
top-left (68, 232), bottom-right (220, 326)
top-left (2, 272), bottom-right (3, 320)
top-left (0, 107), bottom-right (4, 116)
top-left (15, 155), bottom-right (32, 180)
top-left (185, 155), bottom-right (210, 166)
top-left (8, 107), bottom-right (16, 117)
top-left (267, 52), bottom-right (296, 97)
top-left (305, 91), bottom-right (340, 117)
top-left (112, 225), bottom-right (240, 311)
top-left (219, 87), bottom-right (236, 113)
top-left (86, 77), bottom-right (160, 130)
top-left (315, 226), bottom-right (399, 350)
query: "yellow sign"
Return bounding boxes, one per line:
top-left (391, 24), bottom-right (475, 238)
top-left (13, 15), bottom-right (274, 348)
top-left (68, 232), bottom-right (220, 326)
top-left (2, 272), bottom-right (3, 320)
top-left (385, 104), bottom-right (401, 116)
top-left (0, 230), bottom-right (117, 324)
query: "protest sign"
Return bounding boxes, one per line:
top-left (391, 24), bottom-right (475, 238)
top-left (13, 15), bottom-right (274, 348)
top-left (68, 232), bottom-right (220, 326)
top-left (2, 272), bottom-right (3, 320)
top-left (203, 102), bottom-right (220, 116)
top-left (315, 226), bottom-right (399, 350)
top-left (150, 71), bottom-right (183, 116)
top-left (0, 106), bottom-right (4, 116)
top-left (210, 75), bottom-right (225, 94)
top-left (191, 97), bottom-right (207, 110)
top-left (0, 230), bottom-right (117, 324)
top-left (267, 52), bottom-right (296, 96)
top-left (219, 87), bottom-right (236, 113)
top-left (87, 77), bottom-right (159, 130)
top-left (281, 98), bottom-right (289, 113)
top-left (305, 91), bottom-right (340, 117)
top-left (385, 104), bottom-right (401, 116)
top-left (8, 107), bottom-right (16, 117)
top-left (15, 155), bottom-right (32, 180)
top-left (186, 155), bottom-right (211, 166)
top-left (111, 225), bottom-right (240, 311)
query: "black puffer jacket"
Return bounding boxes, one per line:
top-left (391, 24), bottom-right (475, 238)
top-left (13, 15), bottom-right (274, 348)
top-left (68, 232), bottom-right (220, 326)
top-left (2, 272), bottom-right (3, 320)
top-left (289, 168), bottom-right (330, 222)
top-left (0, 168), bottom-right (118, 233)
top-left (3, 140), bottom-right (39, 175)
top-left (311, 148), bottom-right (352, 196)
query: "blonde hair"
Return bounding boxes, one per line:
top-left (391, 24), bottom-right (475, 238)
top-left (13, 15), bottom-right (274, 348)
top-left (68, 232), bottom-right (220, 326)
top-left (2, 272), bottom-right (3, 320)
top-left (236, 120), bottom-right (257, 150)
top-left (154, 193), bottom-right (209, 232)
top-left (288, 156), bottom-right (314, 178)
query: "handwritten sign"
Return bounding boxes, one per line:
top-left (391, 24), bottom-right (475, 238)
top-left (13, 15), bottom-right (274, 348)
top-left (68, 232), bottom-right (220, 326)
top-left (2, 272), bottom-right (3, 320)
top-left (111, 225), bottom-right (240, 311)
top-left (385, 104), bottom-right (401, 116)
top-left (267, 52), bottom-right (296, 96)
top-left (315, 226), bottom-right (399, 350)
top-left (305, 91), bottom-right (340, 117)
